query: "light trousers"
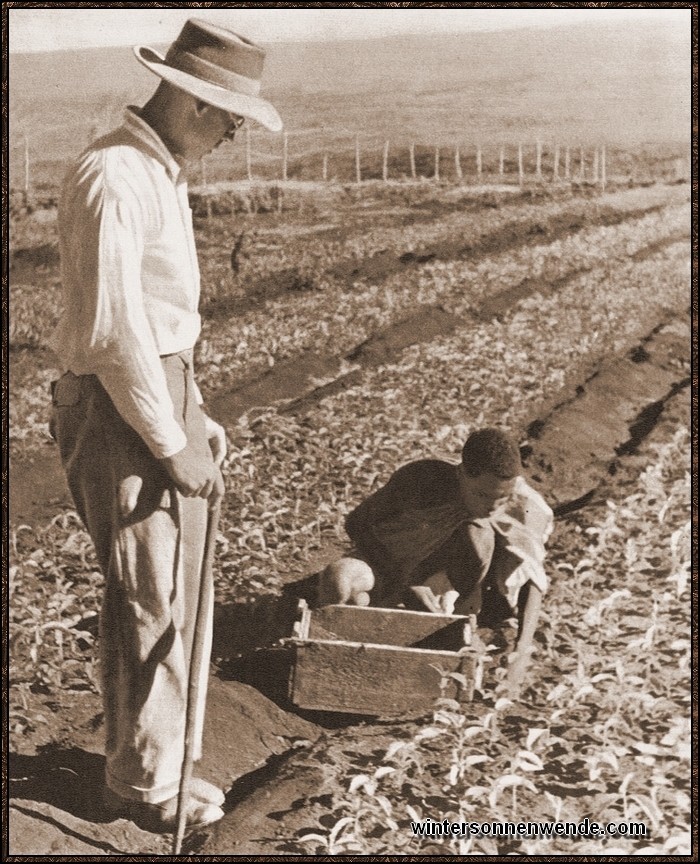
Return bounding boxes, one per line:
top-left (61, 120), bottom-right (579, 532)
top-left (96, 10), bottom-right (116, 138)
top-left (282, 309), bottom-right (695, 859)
top-left (52, 352), bottom-right (211, 803)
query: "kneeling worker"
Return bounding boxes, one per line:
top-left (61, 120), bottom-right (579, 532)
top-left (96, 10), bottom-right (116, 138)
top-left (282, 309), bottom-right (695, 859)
top-left (320, 428), bottom-right (553, 696)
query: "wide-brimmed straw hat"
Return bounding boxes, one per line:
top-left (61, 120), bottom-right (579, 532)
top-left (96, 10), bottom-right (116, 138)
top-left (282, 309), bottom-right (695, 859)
top-left (134, 18), bottom-right (282, 132)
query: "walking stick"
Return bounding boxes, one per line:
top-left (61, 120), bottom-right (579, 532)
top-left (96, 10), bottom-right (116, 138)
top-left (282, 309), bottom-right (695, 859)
top-left (172, 492), bottom-right (222, 855)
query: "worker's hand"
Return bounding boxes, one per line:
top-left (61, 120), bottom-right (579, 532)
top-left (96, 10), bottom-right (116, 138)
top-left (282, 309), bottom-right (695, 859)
top-left (203, 413), bottom-right (227, 467)
top-left (160, 442), bottom-right (218, 499)
top-left (415, 572), bottom-right (460, 614)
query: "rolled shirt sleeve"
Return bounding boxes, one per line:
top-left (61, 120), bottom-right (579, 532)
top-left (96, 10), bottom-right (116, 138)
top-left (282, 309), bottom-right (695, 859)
top-left (490, 478), bottom-right (554, 608)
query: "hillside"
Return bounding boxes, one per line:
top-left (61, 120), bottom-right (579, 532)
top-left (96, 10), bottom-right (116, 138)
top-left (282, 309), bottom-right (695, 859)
top-left (8, 19), bottom-right (691, 188)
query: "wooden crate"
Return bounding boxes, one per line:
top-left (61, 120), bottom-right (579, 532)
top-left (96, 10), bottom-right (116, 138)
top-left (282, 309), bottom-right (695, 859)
top-left (285, 600), bottom-right (482, 717)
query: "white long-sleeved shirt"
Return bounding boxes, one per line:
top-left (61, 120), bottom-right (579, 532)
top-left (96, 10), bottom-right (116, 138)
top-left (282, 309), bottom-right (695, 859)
top-left (51, 108), bottom-right (202, 459)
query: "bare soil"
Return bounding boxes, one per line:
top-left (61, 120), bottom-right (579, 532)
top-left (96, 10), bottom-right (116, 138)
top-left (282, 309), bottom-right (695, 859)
top-left (8, 185), bottom-right (684, 521)
top-left (8, 180), bottom-right (691, 855)
top-left (8, 300), bottom-right (690, 855)
top-left (200, 321), bottom-right (691, 856)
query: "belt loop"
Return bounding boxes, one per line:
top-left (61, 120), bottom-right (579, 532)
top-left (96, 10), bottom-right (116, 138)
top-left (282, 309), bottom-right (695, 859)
top-left (179, 348), bottom-right (191, 371)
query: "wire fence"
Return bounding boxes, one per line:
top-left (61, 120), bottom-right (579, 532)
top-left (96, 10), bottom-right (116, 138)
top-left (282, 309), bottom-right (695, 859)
top-left (9, 122), bottom-right (690, 197)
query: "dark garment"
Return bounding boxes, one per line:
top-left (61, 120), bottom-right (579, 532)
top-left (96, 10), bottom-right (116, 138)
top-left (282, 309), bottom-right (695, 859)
top-left (345, 460), bottom-right (512, 622)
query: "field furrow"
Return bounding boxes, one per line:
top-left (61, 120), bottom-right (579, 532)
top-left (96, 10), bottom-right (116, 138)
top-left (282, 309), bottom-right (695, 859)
top-left (9, 237), bottom-right (689, 683)
top-left (8, 18), bottom-right (693, 855)
top-left (9, 192), bottom-right (689, 460)
top-left (195, 199), bottom-right (689, 394)
top-left (209, 241), bottom-right (689, 601)
top-left (196, 184), bottom-right (687, 298)
top-left (266, 422), bottom-right (691, 857)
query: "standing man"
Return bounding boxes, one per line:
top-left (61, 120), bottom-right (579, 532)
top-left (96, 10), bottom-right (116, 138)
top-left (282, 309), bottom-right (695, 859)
top-left (50, 19), bottom-right (282, 832)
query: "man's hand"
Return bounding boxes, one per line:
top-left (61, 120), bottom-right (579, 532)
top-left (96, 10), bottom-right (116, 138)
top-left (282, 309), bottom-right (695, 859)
top-left (160, 442), bottom-right (219, 499)
top-left (203, 414), bottom-right (227, 467)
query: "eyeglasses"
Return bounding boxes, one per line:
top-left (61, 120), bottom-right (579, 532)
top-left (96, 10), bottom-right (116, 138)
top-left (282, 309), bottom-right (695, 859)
top-left (221, 113), bottom-right (245, 142)
top-left (228, 113), bottom-right (246, 130)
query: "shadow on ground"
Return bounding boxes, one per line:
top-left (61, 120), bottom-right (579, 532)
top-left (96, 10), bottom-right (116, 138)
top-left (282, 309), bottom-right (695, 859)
top-left (212, 570), bottom-right (319, 660)
top-left (10, 746), bottom-right (108, 822)
top-left (211, 570), bottom-right (370, 728)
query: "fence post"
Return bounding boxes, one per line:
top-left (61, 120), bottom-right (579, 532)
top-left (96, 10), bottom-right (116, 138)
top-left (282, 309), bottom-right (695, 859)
top-left (499, 145), bottom-right (505, 176)
top-left (434, 147), bottom-right (440, 182)
top-left (518, 143), bottom-right (524, 186)
top-left (674, 156), bottom-right (690, 182)
top-left (601, 145), bottom-right (606, 192)
top-left (476, 146), bottom-right (482, 182)
top-left (536, 140), bottom-right (542, 179)
top-left (200, 157), bottom-right (211, 219)
top-left (24, 135), bottom-right (30, 197)
top-left (553, 145), bottom-right (560, 179)
top-left (579, 146), bottom-right (585, 181)
top-left (282, 131), bottom-right (288, 182)
top-left (409, 142), bottom-right (416, 180)
top-left (564, 146), bottom-right (571, 180)
top-left (355, 134), bottom-right (361, 184)
top-left (323, 153), bottom-right (328, 182)
top-left (454, 146), bottom-right (463, 183)
top-left (246, 127), bottom-right (253, 181)
top-left (382, 140), bottom-right (389, 182)
top-left (592, 147), bottom-right (599, 183)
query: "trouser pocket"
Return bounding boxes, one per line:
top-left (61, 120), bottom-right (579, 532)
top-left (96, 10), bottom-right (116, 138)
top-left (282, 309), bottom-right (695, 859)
top-left (52, 372), bottom-right (83, 407)
top-left (51, 373), bottom-right (91, 464)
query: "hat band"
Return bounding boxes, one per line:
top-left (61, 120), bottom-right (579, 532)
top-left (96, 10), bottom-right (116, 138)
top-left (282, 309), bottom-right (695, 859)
top-left (166, 48), bottom-right (262, 97)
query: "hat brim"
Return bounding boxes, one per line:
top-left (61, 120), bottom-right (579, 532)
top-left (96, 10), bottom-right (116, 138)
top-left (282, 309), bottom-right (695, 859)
top-left (134, 45), bottom-right (283, 133)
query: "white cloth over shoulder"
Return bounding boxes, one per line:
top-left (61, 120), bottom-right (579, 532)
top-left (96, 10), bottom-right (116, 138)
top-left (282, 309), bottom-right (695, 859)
top-left (51, 108), bottom-right (203, 459)
top-left (489, 476), bottom-right (554, 611)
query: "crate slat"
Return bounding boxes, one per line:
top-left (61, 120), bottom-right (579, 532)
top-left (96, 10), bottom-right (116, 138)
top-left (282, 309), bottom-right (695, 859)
top-left (306, 602), bottom-right (473, 647)
top-left (289, 639), bottom-right (478, 716)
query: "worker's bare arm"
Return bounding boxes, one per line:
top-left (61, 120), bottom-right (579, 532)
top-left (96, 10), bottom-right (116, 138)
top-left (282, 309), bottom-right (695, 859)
top-left (505, 582), bottom-right (543, 698)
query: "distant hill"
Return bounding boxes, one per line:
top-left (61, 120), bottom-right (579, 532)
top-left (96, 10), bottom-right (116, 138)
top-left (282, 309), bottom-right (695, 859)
top-left (8, 20), bottom-right (691, 188)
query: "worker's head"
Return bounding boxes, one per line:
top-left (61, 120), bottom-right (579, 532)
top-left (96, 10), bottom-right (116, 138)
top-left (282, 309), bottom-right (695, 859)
top-left (134, 18), bottom-right (282, 160)
top-left (459, 428), bottom-right (521, 518)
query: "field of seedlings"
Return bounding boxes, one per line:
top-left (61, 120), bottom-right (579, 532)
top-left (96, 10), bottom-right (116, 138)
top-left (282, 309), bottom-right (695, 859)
top-left (8, 174), bottom-right (692, 856)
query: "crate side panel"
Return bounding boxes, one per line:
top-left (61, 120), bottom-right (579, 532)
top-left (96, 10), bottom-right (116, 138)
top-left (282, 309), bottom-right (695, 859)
top-left (291, 641), bottom-right (477, 716)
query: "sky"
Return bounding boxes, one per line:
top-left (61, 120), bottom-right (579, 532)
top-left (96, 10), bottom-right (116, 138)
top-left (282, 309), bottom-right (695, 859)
top-left (7, 6), bottom-right (691, 54)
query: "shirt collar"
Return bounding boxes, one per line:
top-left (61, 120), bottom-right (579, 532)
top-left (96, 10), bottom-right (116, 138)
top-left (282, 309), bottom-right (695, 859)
top-left (122, 107), bottom-right (183, 182)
